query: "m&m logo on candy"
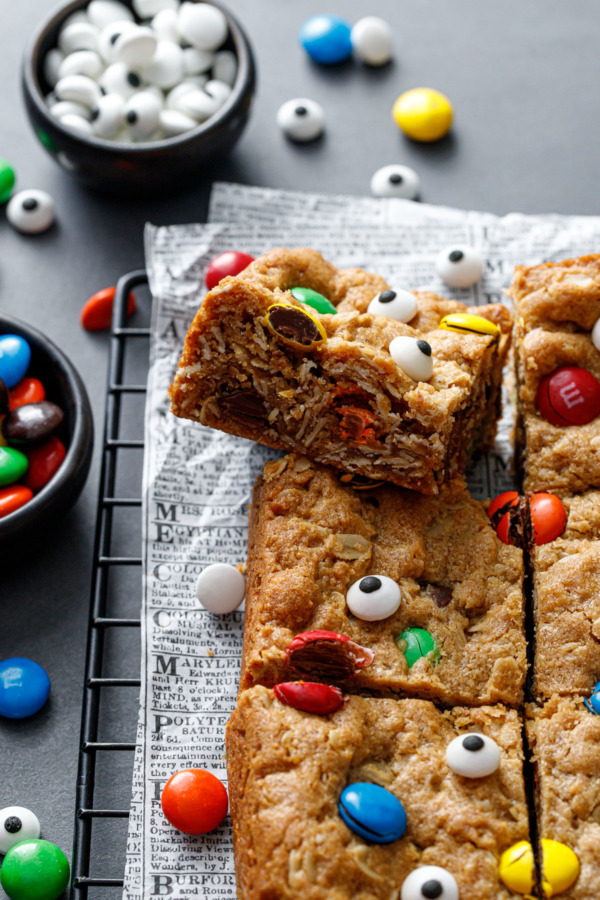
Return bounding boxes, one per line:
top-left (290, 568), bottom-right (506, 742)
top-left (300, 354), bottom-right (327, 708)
top-left (536, 366), bottom-right (600, 427)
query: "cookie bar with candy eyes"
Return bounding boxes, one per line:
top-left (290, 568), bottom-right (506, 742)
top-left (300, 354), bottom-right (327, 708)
top-left (170, 247), bottom-right (512, 494)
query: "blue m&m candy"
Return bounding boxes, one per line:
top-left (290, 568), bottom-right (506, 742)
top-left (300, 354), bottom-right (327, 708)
top-left (339, 782), bottom-right (406, 843)
top-left (584, 681), bottom-right (600, 714)
top-left (0, 658), bottom-right (51, 719)
top-left (299, 15), bottom-right (353, 65)
top-left (0, 335), bottom-right (31, 389)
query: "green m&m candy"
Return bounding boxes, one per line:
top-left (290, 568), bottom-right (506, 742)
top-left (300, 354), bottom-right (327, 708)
top-left (290, 286), bottom-right (337, 315)
top-left (0, 159), bottom-right (16, 204)
top-left (0, 447), bottom-right (28, 487)
top-left (397, 627), bottom-right (439, 668)
top-left (0, 839), bottom-right (70, 900)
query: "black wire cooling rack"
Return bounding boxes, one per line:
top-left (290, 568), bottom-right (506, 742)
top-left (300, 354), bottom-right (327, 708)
top-left (70, 270), bottom-right (151, 899)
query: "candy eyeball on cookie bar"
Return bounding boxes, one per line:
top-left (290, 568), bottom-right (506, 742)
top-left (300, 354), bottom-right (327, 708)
top-left (436, 245), bottom-right (484, 288)
top-left (445, 733), bottom-right (501, 778)
top-left (389, 336), bottom-right (433, 381)
top-left (401, 866), bottom-right (459, 900)
top-left (346, 575), bottom-right (401, 621)
top-left (368, 288), bottom-right (417, 322)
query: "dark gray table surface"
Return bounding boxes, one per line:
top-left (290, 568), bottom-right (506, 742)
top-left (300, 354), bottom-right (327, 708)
top-left (2, 1), bottom-right (600, 895)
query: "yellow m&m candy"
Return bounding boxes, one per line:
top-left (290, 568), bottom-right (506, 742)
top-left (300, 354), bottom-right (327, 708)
top-left (392, 88), bottom-right (453, 142)
top-left (499, 840), bottom-right (535, 894)
top-left (439, 313), bottom-right (500, 339)
top-left (541, 839), bottom-right (580, 897)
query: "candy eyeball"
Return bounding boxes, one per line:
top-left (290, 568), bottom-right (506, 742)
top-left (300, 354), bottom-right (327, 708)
top-left (0, 807), bottom-right (41, 855)
top-left (7, 190), bottom-right (55, 235)
top-left (368, 288), bottom-right (417, 323)
top-left (351, 16), bottom-right (393, 66)
top-left (370, 164), bottom-right (420, 200)
top-left (436, 246), bottom-right (484, 288)
top-left (346, 575), bottom-right (401, 621)
top-left (277, 98), bottom-right (325, 143)
top-left (401, 866), bottom-right (459, 900)
top-left (90, 93), bottom-right (125, 138)
top-left (389, 336), bottom-right (433, 382)
top-left (196, 562), bottom-right (245, 614)
top-left (445, 733), bottom-right (501, 778)
top-left (100, 62), bottom-right (143, 99)
top-left (124, 90), bottom-right (161, 139)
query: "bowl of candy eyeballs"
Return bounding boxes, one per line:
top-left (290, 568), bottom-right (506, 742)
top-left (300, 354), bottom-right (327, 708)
top-left (21, 0), bottom-right (256, 194)
top-left (0, 316), bottom-right (93, 562)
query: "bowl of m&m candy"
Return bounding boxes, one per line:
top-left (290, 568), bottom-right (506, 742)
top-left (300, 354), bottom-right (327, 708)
top-left (0, 317), bottom-right (93, 561)
top-left (21, 0), bottom-right (256, 194)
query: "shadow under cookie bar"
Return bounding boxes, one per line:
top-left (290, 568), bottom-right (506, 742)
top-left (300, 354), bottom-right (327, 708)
top-left (531, 492), bottom-right (600, 701)
top-left (170, 248), bottom-right (512, 494)
top-left (240, 454), bottom-right (526, 707)
top-left (226, 687), bottom-right (530, 900)
top-left (527, 696), bottom-right (600, 900)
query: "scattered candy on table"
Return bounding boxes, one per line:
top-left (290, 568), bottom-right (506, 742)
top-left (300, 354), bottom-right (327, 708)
top-left (0, 807), bottom-right (41, 855)
top-left (397, 627), bottom-right (439, 668)
top-left (0, 335), bottom-right (32, 388)
top-left (499, 840), bottom-right (535, 894)
top-left (368, 288), bottom-right (417, 322)
top-left (370, 164), bottom-right (420, 199)
top-left (277, 98), bottom-right (325, 143)
top-left (393, 87), bottom-right (453, 142)
top-left (400, 866), bottom-right (459, 900)
top-left (161, 768), bottom-right (228, 834)
top-left (205, 251), bottom-right (255, 289)
top-left (290, 286), bottom-right (336, 314)
top-left (0, 658), bottom-right (51, 719)
top-left (445, 733), bottom-right (501, 778)
top-left (43, 0), bottom-right (237, 142)
top-left (195, 562), bottom-right (245, 613)
top-left (0, 159), bottom-right (16, 204)
top-left (6, 190), bottom-right (55, 235)
top-left (273, 681), bottom-right (344, 714)
top-left (350, 16), bottom-right (393, 66)
top-left (536, 365), bottom-right (600, 426)
top-left (540, 839), bottom-right (580, 897)
top-left (299, 15), bottom-right (353, 65)
top-left (338, 782), bottom-right (406, 843)
top-left (0, 839), bottom-right (70, 900)
top-left (439, 312), bottom-right (499, 338)
top-left (81, 286), bottom-right (137, 331)
top-left (346, 575), bottom-right (402, 621)
top-left (436, 246), bottom-right (484, 287)
top-left (389, 336), bottom-right (434, 382)
top-left (584, 680), bottom-right (600, 714)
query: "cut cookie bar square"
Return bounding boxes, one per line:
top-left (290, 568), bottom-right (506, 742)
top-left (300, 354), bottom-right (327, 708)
top-left (527, 696), bottom-right (600, 900)
top-left (226, 687), bottom-right (530, 900)
top-left (240, 454), bottom-right (526, 707)
top-left (510, 255), bottom-right (600, 495)
top-left (170, 248), bottom-right (512, 494)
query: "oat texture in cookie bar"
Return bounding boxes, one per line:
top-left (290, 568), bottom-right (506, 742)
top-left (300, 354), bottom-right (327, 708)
top-left (226, 688), bottom-right (530, 900)
top-left (170, 248), bottom-right (512, 494)
top-left (239, 454), bottom-right (526, 706)
top-left (510, 254), bottom-right (600, 494)
top-left (527, 696), bottom-right (600, 900)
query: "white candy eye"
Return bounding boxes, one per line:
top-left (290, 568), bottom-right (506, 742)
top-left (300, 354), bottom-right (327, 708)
top-left (178, 2), bottom-right (229, 52)
top-left (389, 336), bottom-right (433, 382)
top-left (277, 98), bottom-right (325, 142)
top-left (370, 164), bottom-right (420, 200)
top-left (141, 40), bottom-right (184, 89)
top-left (100, 62), bottom-right (143, 98)
top-left (98, 21), bottom-right (137, 64)
top-left (368, 288), bottom-right (417, 323)
top-left (592, 317), bottom-right (600, 351)
top-left (90, 93), bottom-right (125, 138)
top-left (124, 91), bottom-right (161, 139)
top-left (0, 806), bottom-right (41, 855)
top-left (436, 246), bottom-right (484, 288)
top-left (58, 50), bottom-right (103, 80)
top-left (346, 575), bottom-right (401, 621)
top-left (55, 73), bottom-right (102, 107)
top-left (115, 26), bottom-right (158, 68)
top-left (87, 0), bottom-right (134, 30)
top-left (351, 16), bottom-right (393, 66)
top-left (401, 866), bottom-right (459, 900)
top-left (7, 190), bottom-right (55, 235)
top-left (445, 733), bottom-right (501, 778)
top-left (196, 563), bottom-right (245, 614)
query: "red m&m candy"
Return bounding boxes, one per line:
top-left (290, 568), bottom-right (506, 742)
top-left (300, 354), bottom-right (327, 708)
top-left (205, 252), bottom-right (255, 290)
top-left (24, 436), bottom-right (66, 493)
top-left (273, 681), bottom-right (345, 714)
top-left (81, 287), bottom-right (136, 332)
top-left (536, 366), bottom-right (600, 427)
top-left (530, 492), bottom-right (566, 545)
top-left (0, 485), bottom-right (33, 518)
top-left (9, 377), bottom-right (45, 411)
top-left (161, 769), bottom-right (228, 834)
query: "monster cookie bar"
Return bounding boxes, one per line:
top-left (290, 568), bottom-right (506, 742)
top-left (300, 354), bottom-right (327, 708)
top-left (510, 255), bottom-right (600, 494)
top-left (526, 696), bottom-right (600, 899)
top-left (226, 687), bottom-right (530, 900)
top-left (170, 248), bottom-right (512, 494)
top-left (240, 454), bottom-right (527, 706)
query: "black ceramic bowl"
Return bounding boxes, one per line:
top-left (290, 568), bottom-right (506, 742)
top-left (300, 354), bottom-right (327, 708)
top-left (22, 0), bottom-right (256, 194)
top-left (0, 316), bottom-right (93, 562)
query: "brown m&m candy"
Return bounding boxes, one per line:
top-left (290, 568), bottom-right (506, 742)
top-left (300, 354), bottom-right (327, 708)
top-left (265, 303), bottom-right (327, 349)
top-left (536, 366), bottom-right (600, 426)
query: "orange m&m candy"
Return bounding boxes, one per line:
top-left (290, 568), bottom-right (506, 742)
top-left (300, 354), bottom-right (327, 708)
top-left (161, 769), bottom-right (228, 834)
top-left (81, 287), bottom-right (136, 332)
top-left (488, 491), bottom-right (520, 545)
top-left (0, 485), bottom-right (33, 518)
top-left (530, 492), bottom-right (566, 545)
